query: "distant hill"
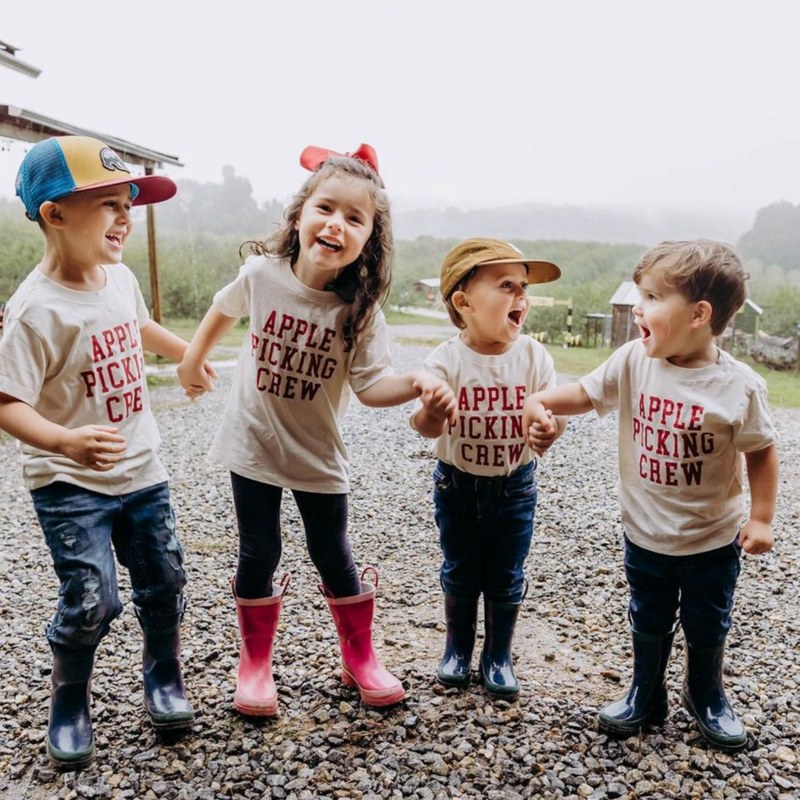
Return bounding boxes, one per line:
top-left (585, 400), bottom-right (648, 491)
top-left (393, 202), bottom-right (752, 246)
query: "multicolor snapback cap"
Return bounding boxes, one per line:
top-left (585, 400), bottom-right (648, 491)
top-left (16, 135), bottom-right (177, 221)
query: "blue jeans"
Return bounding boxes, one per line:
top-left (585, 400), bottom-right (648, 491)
top-left (624, 534), bottom-right (742, 648)
top-left (433, 460), bottom-right (537, 603)
top-left (31, 481), bottom-right (187, 649)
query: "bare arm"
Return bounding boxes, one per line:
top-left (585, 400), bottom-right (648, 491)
top-left (358, 370), bottom-right (457, 426)
top-left (739, 443), bottom-right (779, 555)
top-left (177, 308), bottom-right (238, 394)
top-left (0, 393), bottom-right (126, 470)
top-left (522, 382), bottom-right (594, 438)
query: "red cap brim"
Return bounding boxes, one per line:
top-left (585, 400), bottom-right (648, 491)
top-left (71, 174), bottom-right (177, 206)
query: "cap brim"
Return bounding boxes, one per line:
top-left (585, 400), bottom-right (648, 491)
top-left (481, 258), bottom-right (562, 285)
top-left (72, 174), bottom-right (177, 206)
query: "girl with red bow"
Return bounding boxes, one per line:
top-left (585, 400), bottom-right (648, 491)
top-left (178, 144), bottom-right (456, 714)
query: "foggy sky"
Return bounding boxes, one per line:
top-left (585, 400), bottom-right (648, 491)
top-left (2, 0), bottom-right (800, 218)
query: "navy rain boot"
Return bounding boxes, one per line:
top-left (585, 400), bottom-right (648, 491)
top-left (140, 622), bottom-right (195, 731)
top-left (437, 593), bottom-right (479, 688)
top-left (681, 642), bottom-right (747, 751)
top-left (479, 598), bottom-right (522, 698)
top-left (47, 643), bottom-right (96, 770)
top-left (598, 628), bottom-right (676, 736)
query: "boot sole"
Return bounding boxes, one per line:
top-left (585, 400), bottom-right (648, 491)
top-left (436, 672), bottom-right (470, 689)
top-left (478, 663), bottom-right (519, 700)
top-left (680, 691), bottom-right (747, 751)
top-left (342, 669), bottom-right (405, 707)
top-left (234, 693), bottom-right (278, 717)
top-left (47, 741), bottom-right (95, 772)
top-left (143, 697), bottom-right (195, 731)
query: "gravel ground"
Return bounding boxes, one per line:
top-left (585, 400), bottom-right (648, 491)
top-left (1, 335), bottom-right (799, 800)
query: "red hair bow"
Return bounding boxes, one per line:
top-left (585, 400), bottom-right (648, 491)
top-left (300, 144), bottom-right (382, 184)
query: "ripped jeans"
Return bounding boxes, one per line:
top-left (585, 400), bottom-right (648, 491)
top-left (31, 481), bottom-right (187, 649)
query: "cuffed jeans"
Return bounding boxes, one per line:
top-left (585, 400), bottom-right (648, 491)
top-left (624, 534), bottom-right (742, 648)
top-left (433, 460), bottom-right (537, 603)
top-left (31, 481), bottom-right (186, 649)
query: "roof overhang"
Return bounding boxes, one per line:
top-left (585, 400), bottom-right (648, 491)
top-left (0, 104), bottom-right (182, 169)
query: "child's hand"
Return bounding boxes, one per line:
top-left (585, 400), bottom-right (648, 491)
top-left (60, 425), bottom-right (127, 470)
top-left (178, 359), bottom-right (218, 400)
top-left (523, 397), bottom-right (554, 446)
top-left (527, 410), bottom-right (558, 456)
top-left (413, 374), bottom-right (457, 425)
top-left (738, 519), bottom-right (774, 555)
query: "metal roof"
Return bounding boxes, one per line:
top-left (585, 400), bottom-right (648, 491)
top-left (0, 104), bottom-right (182, 168)
top-left (609, 280), bottom-right (639, 306)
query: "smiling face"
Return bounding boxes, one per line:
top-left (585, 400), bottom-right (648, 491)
top-left (292, 175), bottom-right (376, 290)
top-left (52, 184), bottom-right (134, 267)
top-left (633, 265), bottom-right (716, 366)
top-left (454, 261), bottom-right (531, 354)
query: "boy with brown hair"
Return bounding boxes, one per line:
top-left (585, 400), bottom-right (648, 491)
top-left (0, 136), bottom-right (213, 769)
top-left (523, 239), bottom-right (778, 749)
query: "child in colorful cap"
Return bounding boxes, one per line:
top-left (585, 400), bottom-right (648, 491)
top-left (523, 240), bottom-right (778, 749)
top-left (410, 237), bottom-right (565, 699)
top-left (0, 135), bottom-right (214, 770)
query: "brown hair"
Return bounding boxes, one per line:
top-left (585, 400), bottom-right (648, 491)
top-left (242, 157), bottom-right (393, 351)
top-left (443, 268), bottom-right (478, 329)
top-left (633, 240), bottom-right (748, 335)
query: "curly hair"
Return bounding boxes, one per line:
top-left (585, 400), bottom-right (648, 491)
top-left (242, 157), bottom-right (393, 352)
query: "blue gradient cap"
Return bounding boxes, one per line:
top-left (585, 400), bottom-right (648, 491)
top-left (16, 136), bottom-right (176, 221)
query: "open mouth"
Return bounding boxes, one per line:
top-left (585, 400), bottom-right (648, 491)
top-left (316, 236), bottom-right (343, 252)
top-left (106, 234), bottom-right (123, 246)
top-left (639, 325), bottom-right (651, 341)
top-left (508, 309), bottom-right (523, 326)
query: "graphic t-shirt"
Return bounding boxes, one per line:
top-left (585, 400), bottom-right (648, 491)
top-left (0, 264), bottom-right (167, 494)
top-left (580, 339), bottom-right (777, 555)
top-left (415, 335), bottom-right (557, 476)
top-left (209, 255), bottom-right (394, 493)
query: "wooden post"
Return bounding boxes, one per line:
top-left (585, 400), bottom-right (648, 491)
top-left (145, 164), bottom-right (162, 325)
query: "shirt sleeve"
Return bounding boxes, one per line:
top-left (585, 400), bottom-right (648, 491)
top-left (531, 340), bottom-right (556, 392)
top-left (579, 342), bottom-right (630, 416)
top-left (409, 345), bottom-right (451, 429)
top-left (348, 308), bottom-right (394, 393)
top-left (0, 318), bottom-right (48, 406)
top-left (734, 377), bottom-right (778, 453)
top-left (212, 259), bottom-right (255, 319)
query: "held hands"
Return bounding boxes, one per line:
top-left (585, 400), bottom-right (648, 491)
top-left (527, 409), bottom-right (558, 456)
top-left (177, 359), bottom-right (219, 401)
top-left (413, 373), bottom-right (457, 425)
top-left (59, 425), bottom-right (126, 471)
top-left (738, 519), bottom-right (774, 556)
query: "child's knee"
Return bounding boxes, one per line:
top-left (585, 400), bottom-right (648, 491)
top-left (54, 572), bottom-right (122, 646)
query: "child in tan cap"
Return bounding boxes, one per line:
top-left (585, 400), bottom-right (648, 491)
top-left (411, 237), bottom-right (565, 698)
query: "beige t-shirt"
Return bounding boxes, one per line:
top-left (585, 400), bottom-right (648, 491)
top-left (414, 335), bottom-right (557, 476)
top-left (209, 255), bottom-right (394, 493)
top-left (580, 339), bottom-right (777, 555)
top-left (0, 264), bottom-right (167, 494)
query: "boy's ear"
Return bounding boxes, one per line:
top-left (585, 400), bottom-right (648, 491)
top-left (451, 290), bottom-right (471, 315)
top-left (692, 300), bottom-right (713, 328)
top-left (38, 201), bottom-right (65, 229)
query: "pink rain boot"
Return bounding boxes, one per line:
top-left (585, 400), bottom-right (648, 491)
top-left (232, 573), bottom-right (290, 716)
top-left (321, 566), bottom-right (405, 707)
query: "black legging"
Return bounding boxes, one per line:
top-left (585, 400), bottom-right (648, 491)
top-left (230, 472), bottom-right (361, 599)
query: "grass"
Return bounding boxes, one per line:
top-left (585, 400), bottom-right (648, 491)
top-left (383, 308), bottom-right (452, 326)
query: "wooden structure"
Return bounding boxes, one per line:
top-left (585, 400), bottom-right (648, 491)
top-left (609, 281), bottom-right (640, 349)
top-left (584, 312), bottom-right (611, 348)
top-left (0, 104), bottom-right (181, 322)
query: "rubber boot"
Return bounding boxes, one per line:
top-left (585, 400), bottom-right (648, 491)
top-left (47, 643), bottom-right (96, 771)
top-left (139, 615), bottom-right (195, 732)
top-left (598, 628), bottom-right (676, 735)
top-left (437, 593), bottom-right (479, 688)
top-left (321, 566), bottom-right (405, 707)
top-left (681, 642), bottom-right (747, 750)
top-left (479, 597), bottom-right (522, 698)
top-left (233, 573), bottom-right (290, 716)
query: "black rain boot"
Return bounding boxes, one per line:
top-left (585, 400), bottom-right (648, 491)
top-left (437, 593), bottom-right (479, 688)
top-left (598, 628), bottom-right (676, 735)
top-left (479, 598), bottom-right (522, 698)
top-left (47, 643), bottom-right (96, 770)
top-left (140, 621), bottom-right (195, 731)
top-left (681, 642), bottom-right (746, 751)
